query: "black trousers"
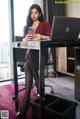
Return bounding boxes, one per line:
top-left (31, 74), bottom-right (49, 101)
top-left (19, 50), bottom-right (39, 115)
top-left (20, 49), bottom-right (48, 115)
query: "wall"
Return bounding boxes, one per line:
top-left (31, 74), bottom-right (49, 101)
top-left (34, 0), bottom-right (43, 11)
top-left (34, 1), bottom-right (80, 18)
top-left (66, 1), bottom-right (80, 38)
top-left (66, 2), bottom-right (80, 17)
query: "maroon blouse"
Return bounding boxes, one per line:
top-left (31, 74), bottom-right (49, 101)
top-left (23, 21), bottom-right (51, 37)
top-left (23, 21), bottom-right (51, 64)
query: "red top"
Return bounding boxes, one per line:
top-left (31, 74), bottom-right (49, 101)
top-left (23, 21), bottom-right (51, 37)
top-left (23, 21), bottom-right (51, 63)
top-left (35, 21), bottom-right (51, 36)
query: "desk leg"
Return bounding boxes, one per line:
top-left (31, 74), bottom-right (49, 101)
top-left (39, 46), bottom-right (46, 119)
top-left (13, 48), bottom-right (19, 112)
top-left (75, 48), bottom-right (80, 101)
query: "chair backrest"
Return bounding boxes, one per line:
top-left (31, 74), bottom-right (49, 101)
top-left (15, 36), bottom-right (27, 62)
top-left (15, 36), bottom-right (23, 41)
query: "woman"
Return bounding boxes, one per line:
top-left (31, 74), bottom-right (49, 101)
top-left (17, 4), bottom-right (51, 119)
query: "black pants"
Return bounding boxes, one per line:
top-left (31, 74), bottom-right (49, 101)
top-left (20, 50), bottom-right (39, 115)
top-left (20, 49), bottom-right (48, 116)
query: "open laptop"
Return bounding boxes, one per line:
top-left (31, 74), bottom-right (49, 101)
top-left (51, 16), bottom-right (80, 42)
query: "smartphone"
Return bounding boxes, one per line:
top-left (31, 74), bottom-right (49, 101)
top-left (28, 27), bottom-right (35, 35)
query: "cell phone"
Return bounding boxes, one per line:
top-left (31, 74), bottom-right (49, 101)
top-left (28, 27), bottom-right (35, 35)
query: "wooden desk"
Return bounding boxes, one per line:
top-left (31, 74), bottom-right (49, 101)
top-left (12, 40), bottom-right (80, 119)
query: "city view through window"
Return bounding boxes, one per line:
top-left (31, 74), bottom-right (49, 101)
top-left (0, 0), bottom-right (33, 81)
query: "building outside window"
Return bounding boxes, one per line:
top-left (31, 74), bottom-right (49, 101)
top-left (0, 0), bottom-right (34, 81)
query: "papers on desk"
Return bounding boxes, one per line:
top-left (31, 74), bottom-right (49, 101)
top-left (21, 40), bottom-right (40, 49)
top-left (12, 41), bottom-right (40, 50)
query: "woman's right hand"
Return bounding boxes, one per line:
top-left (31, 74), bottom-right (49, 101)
top-left (25, 34), bottom-right (33, 40)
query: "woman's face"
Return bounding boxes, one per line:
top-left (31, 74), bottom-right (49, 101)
top-left (31, 8), bottom-right (40, 21)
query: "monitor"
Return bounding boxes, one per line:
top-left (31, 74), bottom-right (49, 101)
top-left (51, 16), bottom-right (80, 42)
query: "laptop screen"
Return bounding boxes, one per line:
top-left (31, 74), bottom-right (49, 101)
top-left (51, 16), bottom-right (80, 42)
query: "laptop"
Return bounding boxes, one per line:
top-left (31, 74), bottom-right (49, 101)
top-left (51, 16), bottom-right (80, 42)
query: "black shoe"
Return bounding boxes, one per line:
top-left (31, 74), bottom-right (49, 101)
top-left (16, 111), bottom-right (26, 119)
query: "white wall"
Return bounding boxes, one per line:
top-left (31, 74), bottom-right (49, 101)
top-left (66, 3), bottom-right (80, 17)
top-left (34, 0), bottom-right (43, 11)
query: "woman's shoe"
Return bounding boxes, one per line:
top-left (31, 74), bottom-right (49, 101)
top-left (16, 111), bottom-right (26, 119)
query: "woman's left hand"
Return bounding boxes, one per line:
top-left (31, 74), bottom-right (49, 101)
top-left (33, 34), bottom-right (42, 40)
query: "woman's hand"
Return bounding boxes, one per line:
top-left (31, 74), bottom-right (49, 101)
top-left (33, 34), bottom-right (50, 40)
top-left (23, 33), bottom-right (50, 41)
top-left (25, 34), bottom-right (33, 40)
top-left (33, 34), bottom-right (42, 41)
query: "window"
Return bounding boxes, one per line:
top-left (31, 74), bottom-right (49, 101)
top-left (13, 0), bottom-right (34, 77)
top-left (0, 0), bottom-right (34, 81)
top-left (0, 0), bottom-right (11, 81)
top-left (14, 0), bottom-right (34, 36)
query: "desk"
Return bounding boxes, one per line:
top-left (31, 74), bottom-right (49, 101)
top-left (12, 40), bottom-right (80, 119)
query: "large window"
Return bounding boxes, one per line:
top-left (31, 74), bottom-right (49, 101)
top-left (14, 0), bottom-right (34, 36)
top-left (13, 0), bottom-right (34, 77)
top-left (0, 0), bottom-right (11, 81)
top-left (0, 0), bottom-right (34, 81)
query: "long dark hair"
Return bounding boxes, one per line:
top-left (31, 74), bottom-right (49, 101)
top-left (24, 4), bottom-right (44, 36)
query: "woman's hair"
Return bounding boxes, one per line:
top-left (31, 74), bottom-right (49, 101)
top-left (27, 4), bottom-right (44, 25)
top-left (24, 4), bottom-right (44, 35)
